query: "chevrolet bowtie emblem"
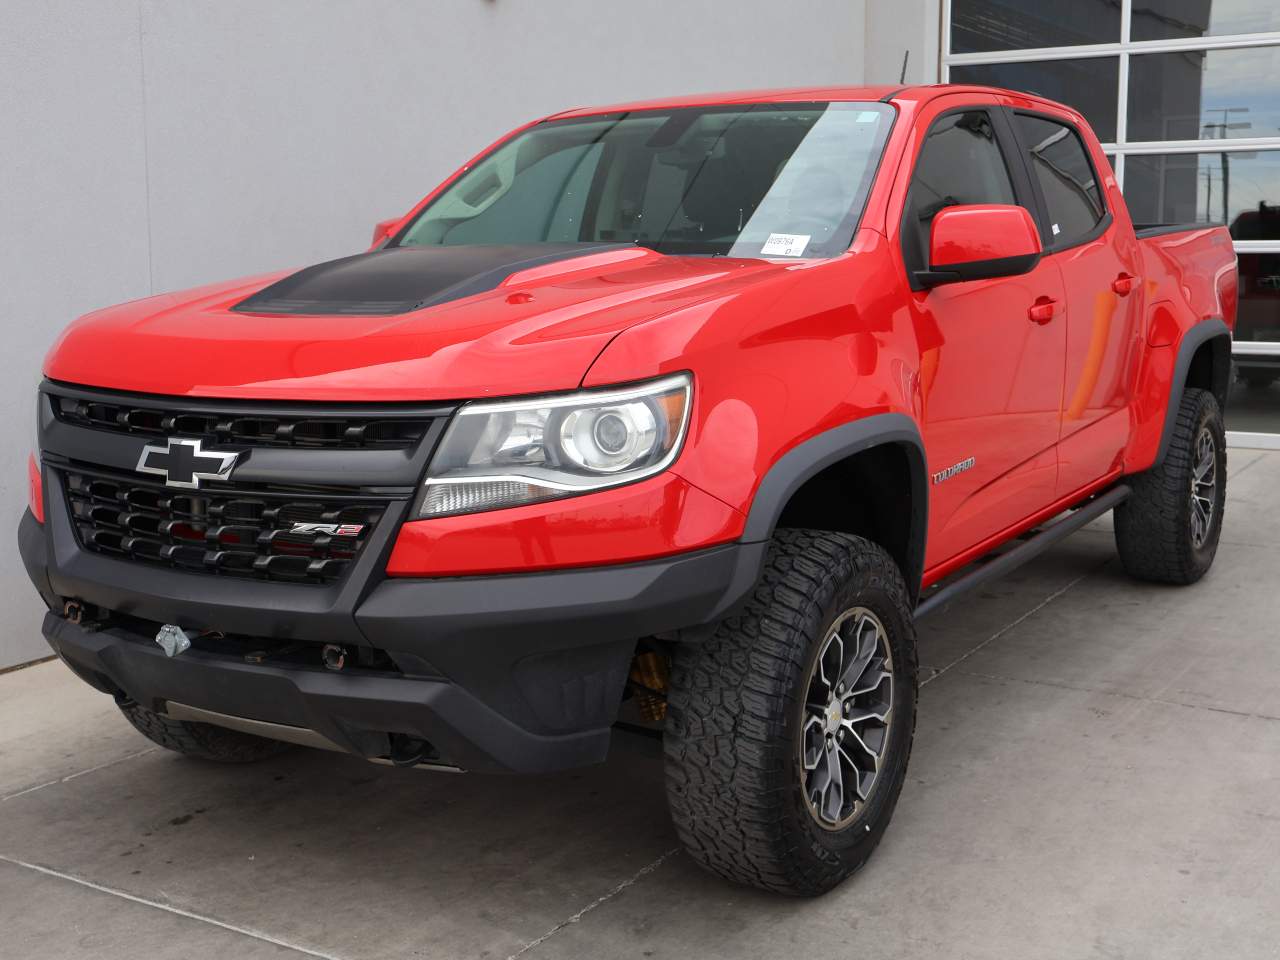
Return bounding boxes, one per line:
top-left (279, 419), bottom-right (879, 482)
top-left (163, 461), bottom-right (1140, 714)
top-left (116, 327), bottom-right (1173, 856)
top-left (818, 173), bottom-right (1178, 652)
top-left (136, 438), bottom-right (239, 489)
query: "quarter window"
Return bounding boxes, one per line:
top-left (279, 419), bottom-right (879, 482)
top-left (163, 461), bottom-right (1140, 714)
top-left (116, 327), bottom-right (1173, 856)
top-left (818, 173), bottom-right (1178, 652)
top-left (902, 110), bottom-right (1017, 275)
top-left (1014, 114), bottom-right (1105, 248)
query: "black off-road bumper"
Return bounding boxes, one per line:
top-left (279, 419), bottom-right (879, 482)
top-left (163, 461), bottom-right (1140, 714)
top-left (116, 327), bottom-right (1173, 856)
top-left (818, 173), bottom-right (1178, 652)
top-left (19, 507), bottom-right (763, 773)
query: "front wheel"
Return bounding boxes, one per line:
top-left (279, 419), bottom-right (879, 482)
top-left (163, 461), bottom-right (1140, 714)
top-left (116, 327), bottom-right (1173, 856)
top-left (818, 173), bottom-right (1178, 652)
top-left (663, 529), bottom-right (917, 896)
top-left (118, 701), bottom-right (293, 763)
top-left (1114, 387), bottom-right (1226, 584)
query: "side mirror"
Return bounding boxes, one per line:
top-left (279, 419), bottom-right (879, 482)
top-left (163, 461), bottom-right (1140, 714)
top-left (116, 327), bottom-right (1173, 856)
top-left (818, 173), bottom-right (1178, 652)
top-left (370, 217), bottom-right (401, 249)
top-left (918, 204), bottom-right (1042, 288)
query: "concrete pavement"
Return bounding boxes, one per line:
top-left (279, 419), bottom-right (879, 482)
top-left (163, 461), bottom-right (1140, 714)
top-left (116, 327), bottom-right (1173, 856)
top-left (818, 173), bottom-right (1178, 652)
top-left (2, 452), bottom-right (1278, 959)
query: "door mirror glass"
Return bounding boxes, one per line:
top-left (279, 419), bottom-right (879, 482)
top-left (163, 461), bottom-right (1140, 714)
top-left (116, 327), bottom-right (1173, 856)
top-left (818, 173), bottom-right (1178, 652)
top-left (922, 203), bottom-right (1042, 287)
top-left (371, 217), bottom-right (400, 248)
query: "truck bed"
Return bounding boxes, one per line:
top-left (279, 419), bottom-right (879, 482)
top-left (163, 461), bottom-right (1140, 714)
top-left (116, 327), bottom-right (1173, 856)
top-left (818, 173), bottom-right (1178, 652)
top-left (1137, 224), bottom-right (1237, 335)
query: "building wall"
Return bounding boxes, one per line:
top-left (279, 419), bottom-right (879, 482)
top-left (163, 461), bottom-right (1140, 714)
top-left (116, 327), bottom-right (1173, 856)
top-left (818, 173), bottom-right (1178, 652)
top-left (0, 0), bottom-right (868, 668)
top-left (866, 0), bottom-right (942, 84)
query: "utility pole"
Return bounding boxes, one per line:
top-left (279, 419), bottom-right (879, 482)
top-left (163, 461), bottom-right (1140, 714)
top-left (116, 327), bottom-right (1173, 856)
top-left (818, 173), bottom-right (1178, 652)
top-left (1203, 107), bottom-right (1250, 226)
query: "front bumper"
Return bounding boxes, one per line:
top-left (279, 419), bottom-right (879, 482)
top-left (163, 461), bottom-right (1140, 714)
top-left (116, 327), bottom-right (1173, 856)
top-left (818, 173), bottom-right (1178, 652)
top-left (19, 507), bottom-right (763, 773)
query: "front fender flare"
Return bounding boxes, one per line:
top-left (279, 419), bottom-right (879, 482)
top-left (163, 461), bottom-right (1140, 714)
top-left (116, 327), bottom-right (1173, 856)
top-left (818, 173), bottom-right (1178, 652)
top-left (739, 413), bottom-right (929, 602)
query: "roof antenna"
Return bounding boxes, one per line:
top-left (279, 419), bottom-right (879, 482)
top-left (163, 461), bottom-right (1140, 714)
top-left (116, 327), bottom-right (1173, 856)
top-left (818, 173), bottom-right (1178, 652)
top-left (899, 50), bottom-right (910, 84)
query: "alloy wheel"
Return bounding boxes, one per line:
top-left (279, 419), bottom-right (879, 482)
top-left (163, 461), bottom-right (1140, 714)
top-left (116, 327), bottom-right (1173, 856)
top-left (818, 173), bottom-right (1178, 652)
top-left (800, 607), bottom-right (894, 830)
top-left (1190, 426), bottom-right (1217, 549)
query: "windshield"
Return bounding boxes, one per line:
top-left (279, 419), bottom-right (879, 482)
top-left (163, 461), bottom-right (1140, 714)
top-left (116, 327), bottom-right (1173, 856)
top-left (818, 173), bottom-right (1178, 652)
top-left (395, 102), bottom-right (895, 258)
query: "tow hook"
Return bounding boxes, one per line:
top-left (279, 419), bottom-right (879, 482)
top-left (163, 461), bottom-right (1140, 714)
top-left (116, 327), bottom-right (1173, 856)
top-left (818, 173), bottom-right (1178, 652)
top-left (154, 624), bottom-right (193, 658)
top-left (63, 599), bottom-right (84, 625)
top-left (388, 734), bottom-right (433, 767)
top-left (321, 644), bottom-right (347, 671)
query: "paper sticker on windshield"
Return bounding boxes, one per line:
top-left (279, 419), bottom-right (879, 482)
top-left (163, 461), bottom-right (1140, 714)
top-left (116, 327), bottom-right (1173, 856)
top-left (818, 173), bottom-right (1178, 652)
top-left (762, 233), bottom-right (811, 257)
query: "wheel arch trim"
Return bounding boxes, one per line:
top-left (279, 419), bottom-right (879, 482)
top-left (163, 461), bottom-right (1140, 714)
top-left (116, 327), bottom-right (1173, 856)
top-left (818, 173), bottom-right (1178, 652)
top-left (740, 413), bottom-right (929, 601)
top-left (1155, 318), bottom-right (1231, 467)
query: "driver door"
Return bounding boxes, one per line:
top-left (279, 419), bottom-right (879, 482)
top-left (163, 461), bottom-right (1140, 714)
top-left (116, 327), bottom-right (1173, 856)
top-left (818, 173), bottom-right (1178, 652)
top-left (895, 99), bottom-right (1067, 572)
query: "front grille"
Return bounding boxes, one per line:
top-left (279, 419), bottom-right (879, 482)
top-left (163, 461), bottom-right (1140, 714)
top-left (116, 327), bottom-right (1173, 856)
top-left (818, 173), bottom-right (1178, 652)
top-left (63, 470), bottom-right (388, 584)
top-left (52, 394), bottom-right (431, 449)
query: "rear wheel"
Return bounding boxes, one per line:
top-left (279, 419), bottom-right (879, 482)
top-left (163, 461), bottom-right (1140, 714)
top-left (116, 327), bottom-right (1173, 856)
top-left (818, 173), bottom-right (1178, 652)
top-left (1114, 387), bottom-right (1226, 584)
top-left (664, 529), bottom-right (917, 895)
top-left (118, 701), bottom-right (293, 762)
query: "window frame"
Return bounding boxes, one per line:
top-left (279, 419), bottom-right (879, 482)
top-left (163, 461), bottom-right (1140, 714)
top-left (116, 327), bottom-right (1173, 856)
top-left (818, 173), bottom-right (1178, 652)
top-left (898, 103), bottom-right (1042, 290)
top-left (1007, 108), bottom-right (1113, 254)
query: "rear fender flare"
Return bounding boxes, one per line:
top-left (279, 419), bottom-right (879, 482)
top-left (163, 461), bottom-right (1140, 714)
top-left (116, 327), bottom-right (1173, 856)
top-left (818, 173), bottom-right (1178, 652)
top-left (1155, 318), bottom-right (1231, 466)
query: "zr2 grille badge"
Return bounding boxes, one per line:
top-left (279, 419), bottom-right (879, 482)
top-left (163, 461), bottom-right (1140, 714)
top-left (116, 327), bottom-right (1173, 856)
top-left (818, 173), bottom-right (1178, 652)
top-left (288, 522), bottom-right (365, 537)
top-left (136, 437), bottom-right (239, 489)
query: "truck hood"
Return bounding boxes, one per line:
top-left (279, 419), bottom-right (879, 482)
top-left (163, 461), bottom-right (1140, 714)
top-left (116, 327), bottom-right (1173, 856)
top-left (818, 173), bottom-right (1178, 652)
top-left (45, 244), bottom-right (790, 402)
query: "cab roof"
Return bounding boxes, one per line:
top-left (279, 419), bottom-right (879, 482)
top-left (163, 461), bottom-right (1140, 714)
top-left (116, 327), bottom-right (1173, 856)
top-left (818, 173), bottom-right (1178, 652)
top-left (547, 85), bottom-right (906, 120)
top-left (547, 84), bottom-right (1077, 123)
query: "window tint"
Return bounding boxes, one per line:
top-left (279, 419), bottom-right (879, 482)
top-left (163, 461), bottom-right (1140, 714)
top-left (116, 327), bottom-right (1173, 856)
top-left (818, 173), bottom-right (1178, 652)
top-left (902, 110), bottom-right (1016, 274)
top-left (1014, 114), bottom-right (1105, 247)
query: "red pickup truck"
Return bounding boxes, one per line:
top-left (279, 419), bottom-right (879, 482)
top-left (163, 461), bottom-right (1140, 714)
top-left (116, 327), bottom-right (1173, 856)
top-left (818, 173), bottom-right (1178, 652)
top-left (20, 84), bottom-right (1236, 895)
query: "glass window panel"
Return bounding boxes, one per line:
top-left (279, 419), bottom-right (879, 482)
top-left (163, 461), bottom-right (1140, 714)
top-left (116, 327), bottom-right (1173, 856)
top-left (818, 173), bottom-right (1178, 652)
top-left (1236, 252), bottom-right (1280, 344)
top-left (1227, 253), bottom-right (1280, 428)
top-left (902, 111), bottom-right (1017, 273)
top-left (950, 59), bottom-right (1119, 142)
top-left (1132, 0), bottom-right (1280, 42)
top-left (950, 0), bottom-right (1121, 53)
top-left (398, 103), bottom-right (895, 257)
top-left (1122, 150), bottom-right (1280, 233)
top-left (1014, 114), bottom-right (1105, 246)
top-left (1128, 47), bottom-right (1280, 143)
top-left (1225, 371), bottom-right (1280, 434)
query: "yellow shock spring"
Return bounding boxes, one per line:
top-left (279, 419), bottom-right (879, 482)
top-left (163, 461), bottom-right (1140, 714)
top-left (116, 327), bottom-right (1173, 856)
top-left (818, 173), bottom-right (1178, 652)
top-left (628, 651), bottom-right (670, 723)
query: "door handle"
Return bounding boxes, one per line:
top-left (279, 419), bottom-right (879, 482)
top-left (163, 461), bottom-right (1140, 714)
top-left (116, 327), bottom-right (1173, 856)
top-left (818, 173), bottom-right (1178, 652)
top-left (1028, 296), bottom-right (1058, 324)
top-left (1112, 273), bottom-right (1136, 296)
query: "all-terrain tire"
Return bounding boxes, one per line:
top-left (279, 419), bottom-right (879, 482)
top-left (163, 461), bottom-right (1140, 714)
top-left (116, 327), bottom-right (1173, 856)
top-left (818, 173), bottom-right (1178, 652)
top-left (1114, 387), bottom-right (1226, 584)
top-left (118, 701), bottom-right (293, 762)
top-left (664, 529), bottom-right (917, 896)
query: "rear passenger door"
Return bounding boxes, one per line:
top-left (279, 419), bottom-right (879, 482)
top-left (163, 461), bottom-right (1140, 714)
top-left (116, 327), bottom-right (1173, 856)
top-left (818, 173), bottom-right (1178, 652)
top-left (1008, 111), bottom-right (1144, 497)
top-left (896, 99), bottom-right (1067, 572)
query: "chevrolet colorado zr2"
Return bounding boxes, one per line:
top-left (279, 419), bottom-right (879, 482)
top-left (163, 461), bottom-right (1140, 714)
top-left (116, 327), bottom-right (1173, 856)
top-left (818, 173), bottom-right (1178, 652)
top-left (19, 85), bottom-right (1237, 895)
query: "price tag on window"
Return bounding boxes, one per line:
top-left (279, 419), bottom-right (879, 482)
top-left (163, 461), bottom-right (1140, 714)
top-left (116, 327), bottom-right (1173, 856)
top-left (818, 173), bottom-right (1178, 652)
top-left (762, 233), bottom-right (811, 257)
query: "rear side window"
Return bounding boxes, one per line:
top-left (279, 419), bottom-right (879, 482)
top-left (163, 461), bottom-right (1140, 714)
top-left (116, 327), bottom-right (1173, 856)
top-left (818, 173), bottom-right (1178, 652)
top-left (902, 110), bottom-right (1017, 275)
top-left (1014, 114), bottom-right (1105, 248)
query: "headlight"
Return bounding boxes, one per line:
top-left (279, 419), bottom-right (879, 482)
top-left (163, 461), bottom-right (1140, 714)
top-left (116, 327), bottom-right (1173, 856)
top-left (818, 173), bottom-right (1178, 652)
top-left (418, 373), bottom-right (692, 517)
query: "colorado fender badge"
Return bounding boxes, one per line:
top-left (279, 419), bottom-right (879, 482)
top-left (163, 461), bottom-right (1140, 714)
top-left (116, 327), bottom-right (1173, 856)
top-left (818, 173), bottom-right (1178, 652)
top-left (932, 456), bottom-right (976, 485)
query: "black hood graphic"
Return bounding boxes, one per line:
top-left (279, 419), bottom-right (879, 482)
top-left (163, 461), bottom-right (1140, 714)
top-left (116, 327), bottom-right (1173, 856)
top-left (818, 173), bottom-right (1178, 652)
top-left (232, 243), bottom-right (621, 316)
